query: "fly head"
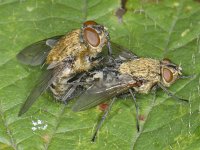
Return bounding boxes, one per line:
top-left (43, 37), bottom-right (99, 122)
top-left (80, 20), bottom-right (111, 54)
top-left (160, 58), bottom-right (182, 87)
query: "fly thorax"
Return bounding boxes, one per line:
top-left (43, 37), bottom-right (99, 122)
top-left (119, 58), bottom-right (161, 94)
top-left (46, 29), bottom-right (81, 64)
top-left (119, 58), bottom-right (160, 82)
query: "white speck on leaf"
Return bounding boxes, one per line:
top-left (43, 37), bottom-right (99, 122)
top-left (181, 29), bottom-right (190, 37)
top-left (168, 124), bottom-right (172, 131)
top-left (199, 104), bottom-right (200, 114)
top-left (31, 119), bottom-right (48, 131)
top-left (42, 124), bottom-right (48, 130)
top-left (32, 127), bottom-right (37, 131)
top-left (181, 118), bottom-right (184, 125)
top-left (26, 6), bottom-right (34, 12)
top-left (192, 53), bottom-right (195, 64)
top-left (189, 103), bottom-right (192, 116)
top-left (78, 135), bottom-right (81, 145)
top-left (197, 37), bottom-right (200, 53)
top-left (188, 120), bottom-right (191, 129)
top-left (186, 6), bottom-right (192, 11)
top-left (37, 120), bottom-right (42, 125)
top-left (199, 77), bottom-right (200, 85)
top-left (173, 2), bottom-right (180, 7)
top-left (176, 140), bottom-right (180, 148)
top-left (188, 101), bottom-right (192, 135)
top-left (197, 86), bottom-right (200, 97)
top-left (32, 121), bottom-right (37, 126)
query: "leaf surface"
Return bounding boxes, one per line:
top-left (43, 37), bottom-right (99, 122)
top-left (0, 0), bottom-right (200, 150)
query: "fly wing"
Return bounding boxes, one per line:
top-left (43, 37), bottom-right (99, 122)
top-left (99, 42), bottom-right (138, 68)
top-left (110, 42), bottom-right (138, 60)
top-left (60, 72), bottom-right (87, 102)
top-left (18, 69), bottom-right (55, 116)
top-left (17, 35), bottom-right (63, 66)
top-left (72, 75), bottom-right (136, 112)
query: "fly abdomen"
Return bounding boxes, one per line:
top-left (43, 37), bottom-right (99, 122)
top-left (50, 80), bottom-right (72, 101)
top-left (48, 63), bottom-right (74, 102)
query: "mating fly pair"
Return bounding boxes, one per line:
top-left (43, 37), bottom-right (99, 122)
top-left (17, 20), bottom-right (113, 116)
top-left (17, 20), bottom-right (191, 142)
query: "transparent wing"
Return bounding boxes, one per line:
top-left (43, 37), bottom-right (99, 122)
top-left (109, 42), bottom-right (138, 60)
top-left (61, 85), bottom-right (84, 102)
top-left (72, 75), bottom-right (136, 112)
top-left (60, 72), bottom-right (87, 102)
top-left (17, 35), bottom-right (63, 66)
top-left (18, 69), bottom-right (55, 116)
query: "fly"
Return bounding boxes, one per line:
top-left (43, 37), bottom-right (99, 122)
top-left (72, 57), bottom-right (193, 141)
top-left (17, 20), bottom-right (114, 116)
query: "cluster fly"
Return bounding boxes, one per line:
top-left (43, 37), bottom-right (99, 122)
top-left (17, 20), bottom-right (113, 116)
top-left (72, 53), bottom-right (192, 141)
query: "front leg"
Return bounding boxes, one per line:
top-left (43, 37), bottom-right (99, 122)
top-left (157, 83), bottom-right (189, 103)
top-left (129, 89), bottom-right (140, 132)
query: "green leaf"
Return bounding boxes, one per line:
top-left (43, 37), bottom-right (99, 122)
top-left (0, 0), bottom-right (200, 150)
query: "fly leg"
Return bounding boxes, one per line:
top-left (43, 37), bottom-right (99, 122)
top-left (91, 98), bottom-right (116, 142)
top-left (129, 89), bottom-right (140, 132)
top-left (105, 39), bottom-right (118, 65)
top-left (178, 74), bottom-right (195, 79)
top-left (62, 73), bottom-right (88, 103)
top-left (158, 83), bottom-right (189, 103)
top-left (62, 85), bottom-right (79, 104)
top-left (104, 29), bottom-right (112, 56)
top-left (107, 40), bottom-right (112, 56)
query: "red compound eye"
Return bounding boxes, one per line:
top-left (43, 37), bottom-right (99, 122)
top-left (83, 20), bottom-right (97, 26)
top-left (163, 68), bottom-right (173, 83)
top-left (84, 27), bottom-right (100, 47)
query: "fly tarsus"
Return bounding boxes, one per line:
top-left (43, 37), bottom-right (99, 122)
top-left (129, 89), bottom-right (140, 132)
top-left (91, 98), bottom-right (116, 142)
top-left (158, 83), bottom-right (189, 103)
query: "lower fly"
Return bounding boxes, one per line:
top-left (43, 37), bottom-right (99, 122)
top-left (72, 56), bottom-right (193, 141)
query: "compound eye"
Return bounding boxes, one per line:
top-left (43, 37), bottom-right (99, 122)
top-left (163, 68), bottom-right (173, 83)
top-left (84, 27), bottom-right (100, 47)
top-left (83, 20), bottom-right (97, 26)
